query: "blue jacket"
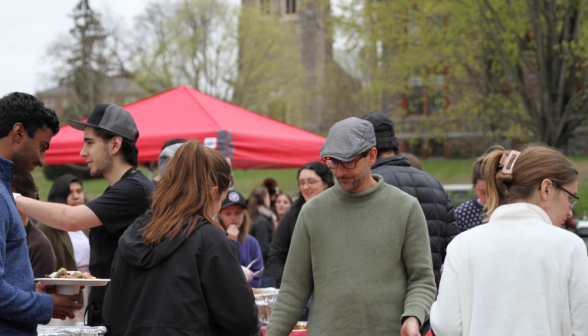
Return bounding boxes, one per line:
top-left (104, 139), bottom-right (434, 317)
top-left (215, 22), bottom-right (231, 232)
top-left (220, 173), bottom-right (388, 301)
top-left (0, 157), bottom-right (53, 334)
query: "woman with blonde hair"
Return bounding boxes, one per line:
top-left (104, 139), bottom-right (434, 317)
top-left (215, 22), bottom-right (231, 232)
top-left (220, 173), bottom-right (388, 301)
top-left (431, 144), bottom-right (588, 335)
top-left (103, 141), bottom-right (260, 336)
top-left (218, 190), bottom-right (264, 288)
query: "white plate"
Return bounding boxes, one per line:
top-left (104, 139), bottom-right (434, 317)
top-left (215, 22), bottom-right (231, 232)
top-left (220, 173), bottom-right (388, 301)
top-left (35, 278), bottom-right (110, 286)
top-left (36, 271), bottom-right (109, 287)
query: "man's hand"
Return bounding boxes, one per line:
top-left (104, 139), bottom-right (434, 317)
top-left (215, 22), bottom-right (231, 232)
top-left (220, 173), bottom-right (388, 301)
top-left (51, 293), bottom-right (83, 320)
top-left (400, 316), bottom-right (421, 336)
top-left (227, 225), bottom-right (240, 241)
top-left (241, 266), bottom-right (254, 282)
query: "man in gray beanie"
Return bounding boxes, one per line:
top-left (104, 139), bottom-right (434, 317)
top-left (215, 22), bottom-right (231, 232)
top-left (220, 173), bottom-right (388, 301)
top-left (266, 117), bottom-right (436, 336)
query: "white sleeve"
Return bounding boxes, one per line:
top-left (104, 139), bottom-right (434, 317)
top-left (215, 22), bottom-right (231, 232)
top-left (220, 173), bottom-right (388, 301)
top-left (569, 239), bottom-right (588, 336)
top-left (430, 237), bottom-right (463, 336)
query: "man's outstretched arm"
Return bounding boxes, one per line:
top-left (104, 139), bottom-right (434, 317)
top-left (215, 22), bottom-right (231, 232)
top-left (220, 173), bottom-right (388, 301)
top-left (15, 196), bottom-right (101, 231)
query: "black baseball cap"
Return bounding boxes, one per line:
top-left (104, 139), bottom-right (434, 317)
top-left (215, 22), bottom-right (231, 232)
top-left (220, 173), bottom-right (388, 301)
top-left (221, 190), bottom-right (248, 210)
top-left (68, 104), bottom-right (138, 142)
top-left (360, 112), bottom-right (395, 138)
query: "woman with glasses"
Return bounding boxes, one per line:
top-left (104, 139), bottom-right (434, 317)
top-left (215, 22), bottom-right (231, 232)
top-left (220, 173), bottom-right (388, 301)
top-left (431, 144), bottom-right (588, 336)
top-left (268, 162), bottom-right (334, 288)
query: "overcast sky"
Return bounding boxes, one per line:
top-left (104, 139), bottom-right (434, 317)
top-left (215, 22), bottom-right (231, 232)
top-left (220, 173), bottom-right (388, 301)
top-left (1, 0), bottom-right (343, 98)
top-left (0, 0), bottom-right (153, 97)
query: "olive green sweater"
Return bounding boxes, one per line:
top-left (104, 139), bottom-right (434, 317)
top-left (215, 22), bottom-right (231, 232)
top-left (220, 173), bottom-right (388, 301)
top-left (266, 175), bottom-right (436, 336)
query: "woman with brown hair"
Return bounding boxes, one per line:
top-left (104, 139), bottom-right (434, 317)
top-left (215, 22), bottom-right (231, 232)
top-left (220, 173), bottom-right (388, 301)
top-left (431, 144), bottom-right (588, 335)
top-left (274, 192), bottom-right (293, 226)
top-left (248, 186), bottom-right (275, 287)
top-left (103, 141), bottom-right (260, 336)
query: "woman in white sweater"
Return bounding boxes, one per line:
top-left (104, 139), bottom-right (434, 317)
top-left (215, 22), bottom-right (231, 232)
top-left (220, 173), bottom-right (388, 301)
top-left (431, 144), bottom-right (588, 336)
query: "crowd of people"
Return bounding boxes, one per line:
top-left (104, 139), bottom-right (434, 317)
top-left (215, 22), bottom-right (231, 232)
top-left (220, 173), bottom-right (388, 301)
top-left (0, 91), bottom-right (587, 336)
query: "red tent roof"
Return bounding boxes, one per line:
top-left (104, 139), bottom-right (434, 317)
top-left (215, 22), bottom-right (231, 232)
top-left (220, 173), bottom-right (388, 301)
top-left (45, 86), bottom-right (325, 170)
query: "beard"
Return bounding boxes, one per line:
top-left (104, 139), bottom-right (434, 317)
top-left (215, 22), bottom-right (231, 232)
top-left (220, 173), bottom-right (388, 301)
top-left (90, 148), bottom-right (114, 177)
top-left (337, 165), bottom-right (369, 192)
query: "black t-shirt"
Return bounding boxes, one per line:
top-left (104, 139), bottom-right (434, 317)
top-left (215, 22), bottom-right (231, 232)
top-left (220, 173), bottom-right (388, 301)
top-left (85, 168), bottom-right (153, 307)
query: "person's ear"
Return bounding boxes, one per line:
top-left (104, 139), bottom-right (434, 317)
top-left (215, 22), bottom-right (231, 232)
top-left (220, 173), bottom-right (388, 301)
top-left (367, 147), bottom-right (378, 166)
top-left (12, 123), bottom-right (26, 144)
top-left (110, 136), bottom-right (123, 155)
top-left (539, 179), bottom-right (553, 201)
top-left (210, 186), bottom-right (219, 198)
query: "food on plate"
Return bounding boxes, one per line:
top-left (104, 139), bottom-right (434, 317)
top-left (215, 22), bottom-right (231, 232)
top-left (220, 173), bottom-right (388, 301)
top-left (294, 323), bottom-right (308, 330)
top-left (45, 268), bottom-right (96, 279)
top-left (252, 288), bottom-right (263, 294)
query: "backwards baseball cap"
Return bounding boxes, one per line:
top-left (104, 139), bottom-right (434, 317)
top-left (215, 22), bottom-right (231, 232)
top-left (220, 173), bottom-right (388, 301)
top-left (68, 104), bottom-right (138, 142)
top-left (221, 190), bottom-right (248, 210)
top-left (158, 143), bottom-right (184, 175)
top-left (360, 112), bottom-right (395, 138)
top-left (320, 117), bottom-right (376, 161)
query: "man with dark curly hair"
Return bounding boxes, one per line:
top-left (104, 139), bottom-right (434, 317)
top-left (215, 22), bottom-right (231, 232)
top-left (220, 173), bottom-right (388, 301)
top-left (0, 92), bottom-right (82, 335)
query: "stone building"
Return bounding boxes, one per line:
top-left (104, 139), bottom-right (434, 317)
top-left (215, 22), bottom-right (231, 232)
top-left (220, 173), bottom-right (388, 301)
top-left (243, 0), bottom-right (361, 132)
top-left (36, 76), bottom-right (147, 117)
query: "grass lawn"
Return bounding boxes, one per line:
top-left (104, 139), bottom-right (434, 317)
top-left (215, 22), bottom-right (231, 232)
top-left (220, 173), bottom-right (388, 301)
top-left (31, 155), bottom-right (588, 218)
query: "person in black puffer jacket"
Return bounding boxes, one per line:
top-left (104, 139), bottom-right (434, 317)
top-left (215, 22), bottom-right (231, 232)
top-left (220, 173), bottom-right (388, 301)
top-left (361, 113), bottom-right (459, 288)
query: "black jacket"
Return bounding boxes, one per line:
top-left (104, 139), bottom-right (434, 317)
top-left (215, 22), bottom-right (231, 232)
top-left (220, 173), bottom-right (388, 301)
top-left (249, 214), bottom-right (273, 268)
top-left (371, 155), bottom-right (459, 287)
top-left (268, 207), bottom-right (299, 288)
top-left (102, 212), bottom-right (261, 336)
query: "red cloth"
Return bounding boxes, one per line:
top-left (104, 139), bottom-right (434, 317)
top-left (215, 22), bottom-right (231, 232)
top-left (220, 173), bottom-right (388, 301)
top-left (261, 329), bottom-right (306, 336)
top-left (45, 86), bottom-right (325, 170)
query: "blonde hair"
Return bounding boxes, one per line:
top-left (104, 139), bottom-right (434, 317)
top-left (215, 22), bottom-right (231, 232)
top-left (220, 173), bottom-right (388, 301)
top-left (482, 143), bottom-right (578, 218)
top-left (218, 208), bottom-right (252, 243)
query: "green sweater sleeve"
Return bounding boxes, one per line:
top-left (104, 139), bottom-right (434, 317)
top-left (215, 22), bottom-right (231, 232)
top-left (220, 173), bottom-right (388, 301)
top-left (266, 210), bottom-right (313, 336)
top-left (400, 200), bottom-right (437, 326)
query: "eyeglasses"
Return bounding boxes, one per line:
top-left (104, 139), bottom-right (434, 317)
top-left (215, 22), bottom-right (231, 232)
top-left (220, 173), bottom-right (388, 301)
top-left (557, 184), bottom-right (579, 211)
top-left (322, 151), bottom-right (369, 170)
top-left (298, 179), bottom-right (321, 187)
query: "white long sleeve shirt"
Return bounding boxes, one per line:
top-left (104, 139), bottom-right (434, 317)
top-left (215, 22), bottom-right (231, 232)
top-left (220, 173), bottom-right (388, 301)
top-left (431, 203), bottom-right (588, 336)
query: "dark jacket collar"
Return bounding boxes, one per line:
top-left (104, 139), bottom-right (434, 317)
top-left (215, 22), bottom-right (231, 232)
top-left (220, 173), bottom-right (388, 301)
top-left (371, 155), bottom-right (411, 169)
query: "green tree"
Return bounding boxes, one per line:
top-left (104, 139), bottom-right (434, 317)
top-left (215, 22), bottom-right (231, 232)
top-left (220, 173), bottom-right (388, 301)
top-left (46, 0), bottom-right (109, 122)
top-left (336, 0), bottom-right (588, 147)
top-left (132, 0), bottom-right (307, 126)
top-left (231, 4), bottom-right (307, 126)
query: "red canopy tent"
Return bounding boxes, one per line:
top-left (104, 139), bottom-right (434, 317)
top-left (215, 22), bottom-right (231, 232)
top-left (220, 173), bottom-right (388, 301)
top-left (45, 86), bottom-right (326, 170)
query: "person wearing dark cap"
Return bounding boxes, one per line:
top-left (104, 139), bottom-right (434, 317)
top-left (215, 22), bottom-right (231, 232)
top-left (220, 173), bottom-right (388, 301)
top-left (15, 104), bottom-right (154, 327)
top-left (266, 117), bottom-right (436, 336)
top-left (217, 190), bottom-right (264, 288)
top-left (361, 112), bottom-right (459, 292)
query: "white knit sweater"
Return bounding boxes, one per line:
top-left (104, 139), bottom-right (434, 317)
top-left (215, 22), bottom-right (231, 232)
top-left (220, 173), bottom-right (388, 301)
top-left (431, 203), bottom-right (588, 336)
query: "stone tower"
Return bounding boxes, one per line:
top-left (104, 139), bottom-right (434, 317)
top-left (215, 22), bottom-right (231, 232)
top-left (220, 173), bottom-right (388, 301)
top-left (243, 0), bottom-right (333, 131)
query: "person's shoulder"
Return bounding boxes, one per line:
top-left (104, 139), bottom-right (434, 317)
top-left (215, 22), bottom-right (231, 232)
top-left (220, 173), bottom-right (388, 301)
top-left (245, 234), bottom-right (261, 247)
top-left (379, 180), bottom-right (419, 204)
top-left (456, 199), bottom-right (478, 212)
top-left (299, 188), bottom-right (336, 211)
top-left (196, 220), bottom-right (225, 239)
top-left (109, 169), bottom-right (153, 195)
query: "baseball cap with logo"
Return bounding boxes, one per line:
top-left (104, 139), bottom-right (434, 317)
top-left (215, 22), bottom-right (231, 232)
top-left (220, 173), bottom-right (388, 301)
top-left (68, 104), bottom-right (138, 142)
top-left (221, 190), bottom-right (248, 210)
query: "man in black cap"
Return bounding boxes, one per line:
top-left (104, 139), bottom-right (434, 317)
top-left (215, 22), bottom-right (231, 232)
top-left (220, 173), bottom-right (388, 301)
top-left (15, 104), bottom-right (154, 327)
top-left (360, 112), bottom-right (459, 289)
